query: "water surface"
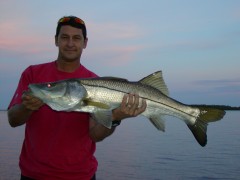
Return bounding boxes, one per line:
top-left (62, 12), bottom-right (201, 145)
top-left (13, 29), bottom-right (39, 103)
top-left (0, 111), bottom-right (239, 179)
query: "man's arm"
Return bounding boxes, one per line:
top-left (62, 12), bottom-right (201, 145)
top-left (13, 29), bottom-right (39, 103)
top-left (8, 92), bottom-right (44, 127)
top-left (89, 94), bottom-right (147, 142)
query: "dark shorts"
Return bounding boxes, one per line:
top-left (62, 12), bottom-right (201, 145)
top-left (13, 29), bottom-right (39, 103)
top-left (21, 174), bottom-right (96, 180)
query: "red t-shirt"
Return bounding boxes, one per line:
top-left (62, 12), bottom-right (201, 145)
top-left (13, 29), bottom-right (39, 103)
top-left (8, 61), bottom-right (98, 180)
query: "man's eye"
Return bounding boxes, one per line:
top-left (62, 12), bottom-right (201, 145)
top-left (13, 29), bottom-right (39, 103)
top-left (74, 36), bottom-right (81, 40)
top-left (61, 36), bottom-right (68, 39)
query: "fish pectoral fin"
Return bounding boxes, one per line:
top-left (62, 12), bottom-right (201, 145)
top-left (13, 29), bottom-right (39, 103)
top-left (91, 110), bottom-right (113, 129)
top-left (83, 100), bottom-right (110, 109)
top-left (148, 115), bottom-right (166, 132)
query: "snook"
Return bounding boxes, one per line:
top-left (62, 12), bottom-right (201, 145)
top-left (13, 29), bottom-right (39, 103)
top-left (28, 71), bottom-right (225, 147)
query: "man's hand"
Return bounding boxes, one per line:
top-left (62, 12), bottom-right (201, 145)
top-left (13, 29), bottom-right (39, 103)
top-left (8, 91), bottom-right (44, 127)
top-left (112, 93), bottom-right (147, 121)
top-left (22, 91), bottom-right (44, 111)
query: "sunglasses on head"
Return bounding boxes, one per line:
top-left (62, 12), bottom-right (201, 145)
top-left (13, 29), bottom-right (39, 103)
top-left (58, 17), bottom-right (85, 25)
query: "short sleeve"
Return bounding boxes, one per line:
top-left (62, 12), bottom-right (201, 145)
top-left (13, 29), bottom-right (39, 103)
top-left (8, 67), bottom-right (32, 109)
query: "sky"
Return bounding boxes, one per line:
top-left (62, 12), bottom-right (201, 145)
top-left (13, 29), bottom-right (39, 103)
top-left (0, 0), bottom-right (240, 109)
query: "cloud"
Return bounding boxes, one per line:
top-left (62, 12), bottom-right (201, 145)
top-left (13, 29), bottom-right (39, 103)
top-left (84, 21), bottom-right (147, 66)
top-left (232, 7), bottom-right (240, 19)
top-left (87, 21), bottom-right (144, 40)
top-left (0, 20), bottom-right (53, 55)
top-left (86, 44), bottom-right (145, 67)
top-left (193, 79), bottom-right (240, 95)
top-left (163, 40), bottom-right (221, 52)
top-left (0, 19), bottom-right (146, 63)
top-left (0, 37), bottom-right (52, 54)
top-left (159, 30), bottom-right (239, 53)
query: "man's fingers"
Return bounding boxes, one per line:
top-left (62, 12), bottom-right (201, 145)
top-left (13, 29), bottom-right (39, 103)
top-left (133, 98), bottom-right (147, 116)
top-left (121, 94), bottom-right (128, 109)
top-left (112, 93), bottom-right (147, 121)
top-left (22, 91), bottom-right (44, 111)
top-left (123, 93), bottom-right (146, 116)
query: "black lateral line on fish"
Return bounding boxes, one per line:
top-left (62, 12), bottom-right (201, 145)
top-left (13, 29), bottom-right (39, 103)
top-left (83, 83), bottom-right (197, 119)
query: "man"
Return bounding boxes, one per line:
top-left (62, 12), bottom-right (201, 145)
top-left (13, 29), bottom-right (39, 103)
top-left (8, 16), bottom-right (147, 180)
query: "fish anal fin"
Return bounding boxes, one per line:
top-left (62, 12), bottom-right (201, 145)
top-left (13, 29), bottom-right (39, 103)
top-left (139, 71), bottom-right (169, 96)
top-left (148, 115), bottom-right (166, 132)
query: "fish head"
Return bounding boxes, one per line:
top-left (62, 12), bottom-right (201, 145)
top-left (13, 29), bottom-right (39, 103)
top-left (28, 79), bottom-right (87, 111)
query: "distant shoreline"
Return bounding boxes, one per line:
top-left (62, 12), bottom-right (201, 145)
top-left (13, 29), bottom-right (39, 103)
top-left (191, 105), bottom-right (240, 111)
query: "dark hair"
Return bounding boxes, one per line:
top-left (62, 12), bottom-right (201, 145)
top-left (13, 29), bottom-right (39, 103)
top-left (55, 16), bottom-right (87, 40)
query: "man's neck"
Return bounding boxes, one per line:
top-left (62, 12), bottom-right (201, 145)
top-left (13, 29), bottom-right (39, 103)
top-left (55, 59), bottom-right (81, 73)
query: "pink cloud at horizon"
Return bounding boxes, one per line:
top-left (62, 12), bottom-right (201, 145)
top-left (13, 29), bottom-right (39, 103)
top-left (83, 21), bottom-right (148, 67)
top-left (84, 43), bottom-right (146, 67)
top-left (0, 19), bottom-right (147, 61)
top-left (0, 21), bottom-right (53, 54)
top-left (87, 21), bottom-right (145, 40)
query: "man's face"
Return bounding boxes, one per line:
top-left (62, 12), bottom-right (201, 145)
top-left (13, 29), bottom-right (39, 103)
top-left (55, 25), bottom-right (88, 62)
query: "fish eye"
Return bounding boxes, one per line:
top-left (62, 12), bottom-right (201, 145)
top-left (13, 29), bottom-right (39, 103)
top-left (45, 82), bottom-right (57, 89)
top-left (47, 83), bottom-right (55, 88)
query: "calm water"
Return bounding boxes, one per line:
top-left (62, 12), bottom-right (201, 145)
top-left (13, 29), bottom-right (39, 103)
top-left (0, 111), bottom-right (239, 180)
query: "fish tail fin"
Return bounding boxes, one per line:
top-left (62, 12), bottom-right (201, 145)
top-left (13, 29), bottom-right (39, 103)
top-left (188, 107), bottom-right (225, 147)
top-left (187, 119), bottom-right (208, 147)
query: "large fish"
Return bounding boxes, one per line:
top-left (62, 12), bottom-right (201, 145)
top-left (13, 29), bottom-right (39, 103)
top-left (28, 71), bottom-right (225, 147)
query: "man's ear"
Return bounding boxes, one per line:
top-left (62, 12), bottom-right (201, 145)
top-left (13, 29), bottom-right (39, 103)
top-left (55, 36), bottom-right (58, 46)
top-left (83, 37), bottom-right (88, 49)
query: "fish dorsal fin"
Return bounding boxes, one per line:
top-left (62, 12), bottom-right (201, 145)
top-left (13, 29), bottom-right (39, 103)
top-left (139, 71), bottom-right (169, 96)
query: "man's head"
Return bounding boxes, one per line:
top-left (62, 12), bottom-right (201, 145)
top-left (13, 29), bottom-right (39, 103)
top-left (55, 16), bottom-right (88, 63)
top-left (55, 16), bottom-right (87, 40)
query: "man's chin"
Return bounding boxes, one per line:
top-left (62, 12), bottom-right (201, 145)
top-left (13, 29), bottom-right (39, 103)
top-left (62, 55), bottom-right (80, 62)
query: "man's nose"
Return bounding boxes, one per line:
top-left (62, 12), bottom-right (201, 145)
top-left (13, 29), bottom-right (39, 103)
top-left (67, 38), bottom-right (74, 46)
